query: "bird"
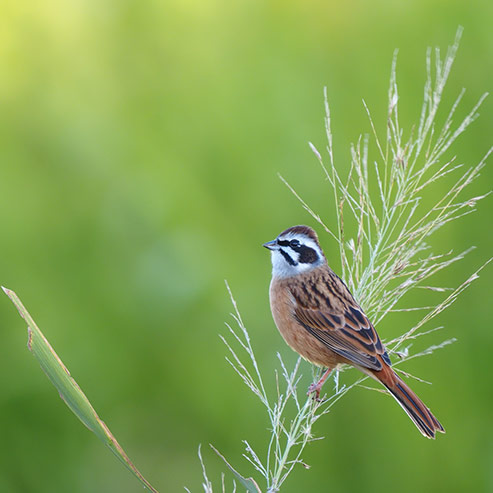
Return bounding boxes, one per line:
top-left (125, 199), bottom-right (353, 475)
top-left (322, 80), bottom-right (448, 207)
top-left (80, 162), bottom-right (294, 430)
top-left (263, 224), bottom-right (445, 439)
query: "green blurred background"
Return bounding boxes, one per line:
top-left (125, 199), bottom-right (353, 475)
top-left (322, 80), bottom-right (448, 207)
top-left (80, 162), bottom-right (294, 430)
top-left (0, 1), bottom-right (492, 492)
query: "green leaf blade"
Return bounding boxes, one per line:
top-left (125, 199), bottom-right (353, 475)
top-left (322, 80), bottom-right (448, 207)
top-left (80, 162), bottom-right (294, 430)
top-left (3, 287), bottom-right (158, 493)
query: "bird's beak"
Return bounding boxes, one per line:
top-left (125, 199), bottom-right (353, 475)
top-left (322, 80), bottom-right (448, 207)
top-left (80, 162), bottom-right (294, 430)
top-left (263, 239), bottom-right (277, 250)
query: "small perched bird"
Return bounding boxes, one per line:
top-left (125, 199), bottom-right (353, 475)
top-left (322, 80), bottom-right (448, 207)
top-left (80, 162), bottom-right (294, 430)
top-left (264, 225), bottom-right (445, 439)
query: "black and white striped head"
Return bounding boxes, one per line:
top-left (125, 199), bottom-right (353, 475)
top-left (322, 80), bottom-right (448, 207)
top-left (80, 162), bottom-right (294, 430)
top-left (263, 225), bottom-right (325, 278)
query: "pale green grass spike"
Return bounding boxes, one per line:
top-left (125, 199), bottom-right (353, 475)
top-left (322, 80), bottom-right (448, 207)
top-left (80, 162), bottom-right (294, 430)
top-left (2, 287), bottom-right (158, 493)
top-left (210, 445), bottom-right (262, 493)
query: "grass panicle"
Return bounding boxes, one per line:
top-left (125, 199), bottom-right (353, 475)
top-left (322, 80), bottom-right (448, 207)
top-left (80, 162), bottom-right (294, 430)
top-left (194, 30), bottom-right (491, 492)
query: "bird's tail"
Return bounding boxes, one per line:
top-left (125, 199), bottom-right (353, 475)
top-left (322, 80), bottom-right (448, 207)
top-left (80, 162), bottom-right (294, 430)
top-left (379, 369), bottom-right (445, 439)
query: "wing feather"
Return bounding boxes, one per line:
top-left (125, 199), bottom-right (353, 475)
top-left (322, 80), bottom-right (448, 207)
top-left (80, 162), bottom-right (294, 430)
top-left (293, 302), bottom-right (391, 371)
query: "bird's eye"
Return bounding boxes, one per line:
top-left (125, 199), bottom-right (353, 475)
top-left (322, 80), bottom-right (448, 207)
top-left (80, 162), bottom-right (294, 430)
top-left (290, 239), bottom-right (300, 248)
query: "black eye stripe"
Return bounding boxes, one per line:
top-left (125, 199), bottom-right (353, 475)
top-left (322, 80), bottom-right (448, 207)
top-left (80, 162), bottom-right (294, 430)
top-left (276, 237), bottom-right (320, 266)
top-left (277, 239), bottom-right (301, 250)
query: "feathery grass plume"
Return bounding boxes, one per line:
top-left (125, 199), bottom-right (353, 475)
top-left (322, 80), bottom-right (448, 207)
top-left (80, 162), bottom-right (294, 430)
top-left (195, 29), bottom-right (491, 492)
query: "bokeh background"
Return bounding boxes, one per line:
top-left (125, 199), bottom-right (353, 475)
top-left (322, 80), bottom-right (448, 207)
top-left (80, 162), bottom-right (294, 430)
top-left (0, 1), bottom-right (492, 492)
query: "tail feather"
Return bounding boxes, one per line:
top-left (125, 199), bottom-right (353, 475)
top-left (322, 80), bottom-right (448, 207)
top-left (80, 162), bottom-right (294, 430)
top-left (383, 373), bottom-right (445, 439)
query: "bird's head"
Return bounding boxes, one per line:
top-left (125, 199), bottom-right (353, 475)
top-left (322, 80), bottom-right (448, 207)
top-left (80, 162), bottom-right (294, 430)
top-left (263, 225), bottom-right (326, 278)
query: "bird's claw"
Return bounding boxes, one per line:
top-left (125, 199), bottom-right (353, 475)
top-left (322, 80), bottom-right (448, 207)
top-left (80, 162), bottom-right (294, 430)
top-left (307, 382), bottom-right (323, 402)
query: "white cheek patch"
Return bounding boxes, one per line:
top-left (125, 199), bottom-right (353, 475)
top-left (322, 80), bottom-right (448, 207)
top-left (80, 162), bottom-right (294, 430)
top-left (271, 250), bottom-right (296, 277)
top-left (271, 250), bottom-right (320, 279)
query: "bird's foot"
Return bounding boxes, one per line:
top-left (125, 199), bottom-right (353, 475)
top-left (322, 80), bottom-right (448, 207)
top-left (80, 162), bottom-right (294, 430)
top-left (307, 382), bottom-right (323, 401)
top-left (307, 368), bottom-right (332, 401)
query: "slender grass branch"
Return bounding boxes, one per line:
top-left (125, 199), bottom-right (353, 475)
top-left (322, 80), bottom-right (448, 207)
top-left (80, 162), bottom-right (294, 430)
top-left (192, 30), bottom-right (491, 492)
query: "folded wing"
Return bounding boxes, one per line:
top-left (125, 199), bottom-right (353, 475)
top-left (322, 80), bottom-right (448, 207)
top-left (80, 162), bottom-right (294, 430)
top-left (293, 303), bottom-right (391, 371)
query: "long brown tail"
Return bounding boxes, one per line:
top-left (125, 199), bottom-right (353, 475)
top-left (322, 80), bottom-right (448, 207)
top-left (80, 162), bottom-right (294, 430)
top-left (378, 368), bottom-right (445, 439)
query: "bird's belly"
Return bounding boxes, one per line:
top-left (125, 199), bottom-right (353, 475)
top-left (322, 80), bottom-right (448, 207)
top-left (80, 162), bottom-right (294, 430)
top-left (269, 284), bottom-right (340, 368)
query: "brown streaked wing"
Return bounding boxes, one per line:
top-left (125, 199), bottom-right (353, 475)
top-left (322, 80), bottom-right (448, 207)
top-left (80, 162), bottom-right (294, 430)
top-left (293, 303), bottom-right (391, 371)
